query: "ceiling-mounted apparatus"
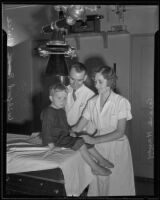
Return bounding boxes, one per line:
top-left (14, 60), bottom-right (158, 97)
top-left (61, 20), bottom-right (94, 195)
top-left (38, 40), bottom-right (76, 86)
top-left (54, 5), bottom-right (100, 26)
top-left (38, 9), bottom-right (77, 86)
top-left (38, 5), bottom-right (102, 85)
top-left (42, 5), bottom-right (102, 34)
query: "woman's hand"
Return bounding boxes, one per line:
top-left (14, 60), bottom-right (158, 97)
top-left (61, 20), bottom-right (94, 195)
top-left (80, 135), bottom-right (95, 144)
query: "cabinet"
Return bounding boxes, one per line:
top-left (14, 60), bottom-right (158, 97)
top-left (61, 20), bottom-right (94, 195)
top-left (6, 168), bottom-right (66, 196)
top-left (65, 31), bottom-right (108, 49)
top-left (130, 35), bottom-right (154, 178)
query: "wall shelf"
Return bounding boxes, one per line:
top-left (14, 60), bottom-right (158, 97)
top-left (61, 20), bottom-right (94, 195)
top-left (65, 31), bottom-right (107, 49)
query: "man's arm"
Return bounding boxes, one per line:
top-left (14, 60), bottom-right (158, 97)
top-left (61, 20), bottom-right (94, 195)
top-left (72, 116), bottom-right (89, 133)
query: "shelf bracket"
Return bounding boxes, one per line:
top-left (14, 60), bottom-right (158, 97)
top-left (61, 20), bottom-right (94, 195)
top-left (65, 31), bottom-right (107, 50)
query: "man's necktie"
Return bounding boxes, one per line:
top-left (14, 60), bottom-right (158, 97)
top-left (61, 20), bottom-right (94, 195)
top-left (72, 89), bottom-right (77, 101)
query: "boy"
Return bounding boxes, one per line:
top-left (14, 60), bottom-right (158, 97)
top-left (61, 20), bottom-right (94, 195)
top-left (41, 83), bottom-right (114, 176)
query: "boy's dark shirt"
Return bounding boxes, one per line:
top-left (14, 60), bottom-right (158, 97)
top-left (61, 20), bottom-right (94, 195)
top-left (41, 106), bottom-right (88, 150)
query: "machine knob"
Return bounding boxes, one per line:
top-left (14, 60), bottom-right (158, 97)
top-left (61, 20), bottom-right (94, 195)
top-left (54, 189), bottom-right (59, 194)
top-left (19, 178), bottom-right (22, 182)
top-left (40, 182), bottom-right (44, 187)
top-left (6, 176), bottom-right (10, 182)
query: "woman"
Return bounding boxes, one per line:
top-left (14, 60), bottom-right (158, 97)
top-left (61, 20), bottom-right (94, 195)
top-left (72, 66), bottom-right (135, 196)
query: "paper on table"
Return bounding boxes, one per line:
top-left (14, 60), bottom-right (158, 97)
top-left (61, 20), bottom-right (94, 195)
top-left (7, 142), bottom-right (31, 147)
top-left (8, 146), bottom-right (49, 151)
top-left (8, 146), bottom-right (68, 152)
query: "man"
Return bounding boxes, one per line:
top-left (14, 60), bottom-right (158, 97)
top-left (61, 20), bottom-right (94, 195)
top-left (65, 62), bottom-right (95, 132)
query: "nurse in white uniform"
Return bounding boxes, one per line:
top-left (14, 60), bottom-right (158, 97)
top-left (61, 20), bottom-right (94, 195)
top-left (72, 66), bottom-right (135, 196)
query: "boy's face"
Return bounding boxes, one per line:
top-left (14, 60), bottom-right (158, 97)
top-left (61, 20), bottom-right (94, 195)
top-left (50, 90), bottom-right (67, 109)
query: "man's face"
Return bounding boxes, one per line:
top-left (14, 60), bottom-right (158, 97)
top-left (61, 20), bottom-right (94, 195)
top-left (69, 68), bottom-right (86, 90)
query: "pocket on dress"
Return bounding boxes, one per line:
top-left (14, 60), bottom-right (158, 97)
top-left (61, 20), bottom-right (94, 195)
top-left (110, 114), bottom-right (117, 128)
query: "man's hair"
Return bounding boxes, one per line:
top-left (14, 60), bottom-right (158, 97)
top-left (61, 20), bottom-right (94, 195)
top-left (70, 62), bottom-right (87, 74)
top-left (49, 82), bottom-right (67, 95)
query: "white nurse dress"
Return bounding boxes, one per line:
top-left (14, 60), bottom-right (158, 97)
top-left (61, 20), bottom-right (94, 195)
top-left (83, 91), bottom-right (135, 196)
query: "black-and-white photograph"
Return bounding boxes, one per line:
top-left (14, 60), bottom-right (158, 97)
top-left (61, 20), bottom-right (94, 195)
top-left (2, 3), bottom-right (159, 198)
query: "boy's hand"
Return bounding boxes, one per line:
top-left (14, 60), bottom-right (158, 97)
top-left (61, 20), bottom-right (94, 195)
top-left (43, 143), bottom-right (55, 158)
top-left (70, 131), bottom-right (77, 137)
top-left (71, 126), bottom-right (78, 133)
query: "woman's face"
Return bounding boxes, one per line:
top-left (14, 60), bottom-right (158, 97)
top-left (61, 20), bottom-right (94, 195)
top-left (94, 72), bottom-right (109, 94)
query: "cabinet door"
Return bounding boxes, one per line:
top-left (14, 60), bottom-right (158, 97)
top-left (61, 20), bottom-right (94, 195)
top-left (130, 35), bottom-right (154, 178)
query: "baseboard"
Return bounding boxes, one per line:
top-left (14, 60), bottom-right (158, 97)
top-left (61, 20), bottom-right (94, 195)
top-left (135, 176), bottom-right (154, 183)
top-left (135, 176), bottom-right (154, 196)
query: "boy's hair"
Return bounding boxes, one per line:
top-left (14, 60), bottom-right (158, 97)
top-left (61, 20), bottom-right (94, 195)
top-left (70, 62), bottom-right (87, 74)
top-left (49, 82), bottom-right (67, 96)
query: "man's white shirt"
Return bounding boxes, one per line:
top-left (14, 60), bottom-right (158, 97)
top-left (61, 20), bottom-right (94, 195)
top-left (65, 84), bottom-right (95, 127)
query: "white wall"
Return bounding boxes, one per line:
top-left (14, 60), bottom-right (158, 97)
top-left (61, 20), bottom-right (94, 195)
top-left (66, 33), bottom-right (130, 98)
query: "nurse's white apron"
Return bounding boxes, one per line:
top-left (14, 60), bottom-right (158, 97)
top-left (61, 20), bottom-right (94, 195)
top-left (87, 135), bottom-right (135, 196)
top-left (83, 92), bottom-right (135, 196)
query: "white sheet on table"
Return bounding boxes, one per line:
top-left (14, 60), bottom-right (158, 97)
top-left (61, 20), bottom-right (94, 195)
top-left (6, 133), bottom-right (94, 196)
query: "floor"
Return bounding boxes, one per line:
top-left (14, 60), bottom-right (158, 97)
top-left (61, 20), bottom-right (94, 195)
top-left (5, 176), bottom-right (154, 197)
top-left (80, 177), bottom-right (154, 197)
top-left (135, 177), bottom-right (154, 196)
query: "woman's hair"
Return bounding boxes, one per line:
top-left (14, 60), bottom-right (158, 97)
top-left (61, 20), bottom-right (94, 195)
top-left (49, 82), bottom-right (67, 95)
top-left (94, 66), bottom-right (118, 89)
top-left (70, 62), bottom-right (87, 74)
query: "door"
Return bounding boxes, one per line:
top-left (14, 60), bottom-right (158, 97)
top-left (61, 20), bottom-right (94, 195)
top-left (130, 35), bottom-right (154, 178)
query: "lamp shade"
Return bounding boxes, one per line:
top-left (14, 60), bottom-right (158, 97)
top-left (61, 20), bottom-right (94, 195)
top-left (45, 54), bottom-right (68, 76)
